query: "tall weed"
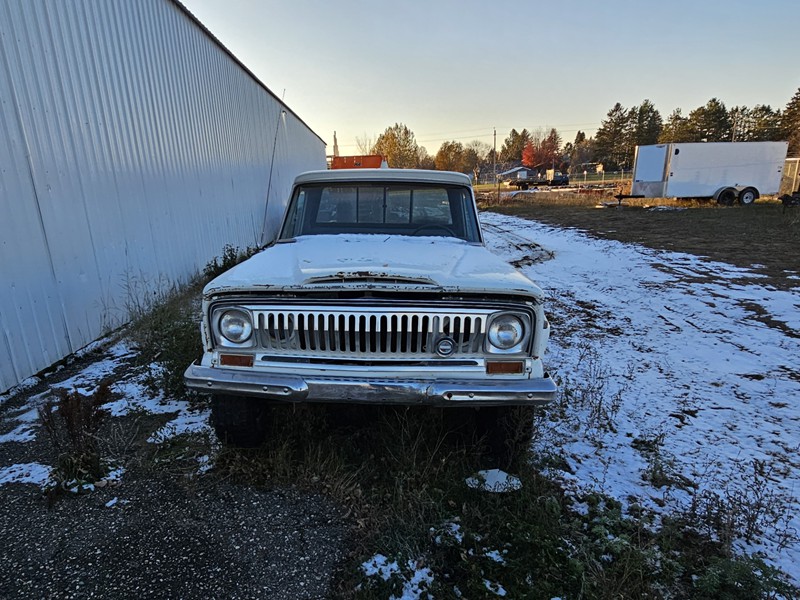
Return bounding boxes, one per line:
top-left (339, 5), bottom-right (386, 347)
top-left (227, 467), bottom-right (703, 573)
top-left (38, 383), bottom-right (111, 500)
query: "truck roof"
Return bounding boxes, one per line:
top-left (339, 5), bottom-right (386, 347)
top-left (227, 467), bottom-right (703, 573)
top-left (293, 169), bottom-right (472, 187)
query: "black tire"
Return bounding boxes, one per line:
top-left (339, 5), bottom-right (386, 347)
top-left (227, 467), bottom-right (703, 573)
top-left (477, 406), bottom-right (536, 467)
top-left (441, 407), bottom-right (481, 444)
top-left (738, 187), bottom-right (758, 205)
top-left (210, 394), bottom-right (270, 447)
top-left (716, 188), bottom-right (736, 206)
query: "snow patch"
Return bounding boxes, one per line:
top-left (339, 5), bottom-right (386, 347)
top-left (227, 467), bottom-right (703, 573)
top-left (148, 408), bottom-right (211, 443)
top-left (466, 469), bottom-right (522, 493)
top-left (482, 211), bottom-right (800, 578)
top-left (484, 549), bottom-right (506, 564)
top-left (433, 521), bottom-right (464, 545)
top-left (0, 462), bottom-right (53, 487)
top-left (50, 341), bottom-right (136, 396)
top-left (483, 579), bottom-right (507, 596)
top-left (361, 554), bottom-right (399, 581)
top-left (361, 554), bottom-right (434, 599)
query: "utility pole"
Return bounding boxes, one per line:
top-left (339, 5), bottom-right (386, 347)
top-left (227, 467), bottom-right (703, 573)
top-left (493, 127), bottom-right (498, 202)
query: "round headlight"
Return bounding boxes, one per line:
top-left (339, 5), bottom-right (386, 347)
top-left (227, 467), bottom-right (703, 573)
top-left (219, 310), bottom-right (252, 343)
top-left (488, 315), bottom-right (524, 350)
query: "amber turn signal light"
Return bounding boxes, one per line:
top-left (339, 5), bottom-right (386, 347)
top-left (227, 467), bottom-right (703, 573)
top-left (486, 360), bottom-right (524, 375)
top-left (219, 353), bottom-right (254, 367)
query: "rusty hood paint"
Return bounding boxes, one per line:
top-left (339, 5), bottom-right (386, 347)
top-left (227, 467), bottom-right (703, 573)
top-left (204, 234), bottom-right (544, 300)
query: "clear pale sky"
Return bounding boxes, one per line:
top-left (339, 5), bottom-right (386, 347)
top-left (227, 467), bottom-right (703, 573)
top-left (181, 0), bottom-right (799, 155)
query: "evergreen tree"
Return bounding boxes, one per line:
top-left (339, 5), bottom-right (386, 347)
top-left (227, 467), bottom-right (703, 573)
top-left (748, 105), bottom-right (782, 141)
top-left (539, 128), bottom-right (562, 170)
top-left (687, 98), bottom-right (731, 142)
top-left (594, 103), bottom-right (631, 170)
top-left (632, 99), bottom-right (662, 146)
top-left (567, 130), bottom-right (595, 174)
top-left (782, 87), bottom-right (800, 155)
top-left (728, 105), bottom-right (749, 141)
top-left (730, 105), bottom-right (782, 142)
top-left (499, 129), bottom-right (531, 163)
top-left (659, 108), bottom-right (694, 142)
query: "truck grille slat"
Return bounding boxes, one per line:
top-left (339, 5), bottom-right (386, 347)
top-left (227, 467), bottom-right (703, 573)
top-left (250, 306), bottom-right (495, 359)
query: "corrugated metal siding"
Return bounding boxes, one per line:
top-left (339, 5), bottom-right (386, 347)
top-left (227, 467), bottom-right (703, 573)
top-left (0, 0), bottom-right (326, 392)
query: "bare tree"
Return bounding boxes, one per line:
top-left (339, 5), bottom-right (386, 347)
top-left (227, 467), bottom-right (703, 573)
top-left (417, 146), bottom-right (435, 170)
top-left (355, 132), bottom-right (376, 155)
top-left (466, 140), bottom-right (491, 161)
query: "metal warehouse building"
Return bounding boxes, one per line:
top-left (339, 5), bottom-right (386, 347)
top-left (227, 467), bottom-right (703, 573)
top-left (0, 0), bottom-right (327, 392)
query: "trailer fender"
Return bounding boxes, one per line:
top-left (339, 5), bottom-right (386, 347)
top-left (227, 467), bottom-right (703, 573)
top-left (713, 187), bottom-right (737, 206)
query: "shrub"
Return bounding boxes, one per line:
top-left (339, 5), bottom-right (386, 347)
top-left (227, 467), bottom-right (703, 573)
top-left (129, 283), bottom-right (202, 399)
top-left (694, 555), bottom-right (797, 599)
top-left (130, 244), bottom-right (256, 399)
top-left (38, 383), bottom-right (111, 494)
top-left (202, 244), bottom-right (256, 280)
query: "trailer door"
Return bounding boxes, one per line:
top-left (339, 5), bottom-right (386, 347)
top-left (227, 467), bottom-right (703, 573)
top-left (631, 145), bottom-right (668, 197)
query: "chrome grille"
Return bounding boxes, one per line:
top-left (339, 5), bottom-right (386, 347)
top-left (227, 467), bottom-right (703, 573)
top-left (250, 306), bottom-right (493, 358)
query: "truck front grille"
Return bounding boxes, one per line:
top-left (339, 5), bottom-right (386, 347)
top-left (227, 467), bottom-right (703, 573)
top-left (250, 306), bottom-right (493, 358)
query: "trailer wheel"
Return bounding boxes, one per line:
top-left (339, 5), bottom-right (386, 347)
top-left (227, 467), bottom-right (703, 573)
top-left (714, 187), bottom-right (736, 206)
top-left (738, 187), bottom-right (759, 205)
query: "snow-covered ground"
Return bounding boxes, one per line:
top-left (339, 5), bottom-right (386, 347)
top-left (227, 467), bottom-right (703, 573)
top-left (482, 211), bottom-right (800, 579)
top-left (0, 340), bottom-right (211, 488)
top-left (2, 212), bottom-right (798, 587)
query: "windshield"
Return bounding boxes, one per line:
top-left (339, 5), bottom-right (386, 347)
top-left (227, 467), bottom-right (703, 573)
top-left (279, 183), bottom-right (481, 242)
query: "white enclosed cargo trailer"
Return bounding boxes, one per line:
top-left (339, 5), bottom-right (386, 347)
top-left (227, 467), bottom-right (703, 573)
top-left (631, 141), bottom-right (788, 205)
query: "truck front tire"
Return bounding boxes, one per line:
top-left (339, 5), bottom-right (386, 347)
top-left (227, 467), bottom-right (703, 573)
top-left (210, 394), bottom-right (270, 447)
top-left (479, 406), bottom-right (536, 467)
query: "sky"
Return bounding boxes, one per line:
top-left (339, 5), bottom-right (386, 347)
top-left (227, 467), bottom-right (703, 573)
top-left (180, 0), bottom-right (799, 155)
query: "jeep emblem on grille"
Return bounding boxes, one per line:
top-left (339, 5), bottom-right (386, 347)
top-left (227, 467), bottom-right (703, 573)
top-left (435, 337), bottom-right (456, 357)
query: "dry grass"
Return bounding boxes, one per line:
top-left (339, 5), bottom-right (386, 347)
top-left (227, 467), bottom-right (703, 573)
top-left (482, 191), bottom-right (800, 291)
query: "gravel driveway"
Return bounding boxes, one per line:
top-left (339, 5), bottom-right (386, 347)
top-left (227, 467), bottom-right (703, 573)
top-left (0, 344), bottom-right (351, 599)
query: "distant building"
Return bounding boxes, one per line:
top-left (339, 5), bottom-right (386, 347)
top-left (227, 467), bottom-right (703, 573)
top-left (498, 166), bottom-right (538, 180)
top-left (331, 155), bottom-right (387, 169)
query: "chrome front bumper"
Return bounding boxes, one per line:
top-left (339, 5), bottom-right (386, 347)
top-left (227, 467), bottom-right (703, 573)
top-left (184, 363), bottom-right (557, 406)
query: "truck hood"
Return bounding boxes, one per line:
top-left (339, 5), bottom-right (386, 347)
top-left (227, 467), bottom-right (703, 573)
top-left (204, 234), bottom-right (544, 300)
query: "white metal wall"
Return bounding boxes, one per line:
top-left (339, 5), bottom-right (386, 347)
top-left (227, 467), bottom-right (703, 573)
top-left (0, 0), bottom-right (327, 392)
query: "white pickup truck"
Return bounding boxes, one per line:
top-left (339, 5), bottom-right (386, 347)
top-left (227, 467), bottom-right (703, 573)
top-left (185, 169), bottom-right (556, 450)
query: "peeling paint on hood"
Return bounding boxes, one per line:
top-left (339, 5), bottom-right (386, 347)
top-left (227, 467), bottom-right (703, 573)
top-left (204, 234), bottom-right (544, 300)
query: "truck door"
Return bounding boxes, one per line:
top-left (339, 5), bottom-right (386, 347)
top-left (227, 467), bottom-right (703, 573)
top-left (632, 145), bottom-right (669, 197)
